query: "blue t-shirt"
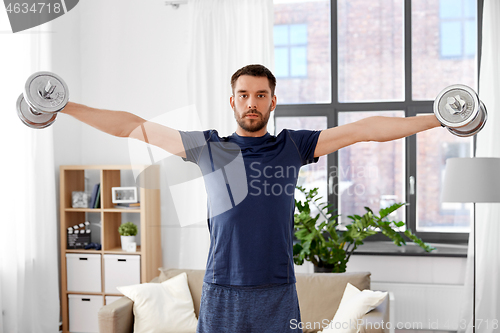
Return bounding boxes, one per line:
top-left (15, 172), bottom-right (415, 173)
top-left (179, 129), bottom-right (322, 286)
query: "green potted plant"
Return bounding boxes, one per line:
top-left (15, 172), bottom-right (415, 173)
top-left (118, 222), bottom-right (138, 251)
top-left (293, 186), bottom-right (435, 273)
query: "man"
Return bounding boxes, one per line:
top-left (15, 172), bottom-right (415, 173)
top-left (62, 64), bottom-right (441, 332)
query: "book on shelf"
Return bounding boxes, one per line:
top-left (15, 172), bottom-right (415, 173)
top-left (93, 184), bottom-right (101, 209)
top-left (89, 183), bottom-right (100, 208)
top-left (114, 202), bottom-right (141, 209)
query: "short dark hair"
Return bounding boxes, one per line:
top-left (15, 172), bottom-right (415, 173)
top-left (231, 64), bottom-right (276, 96)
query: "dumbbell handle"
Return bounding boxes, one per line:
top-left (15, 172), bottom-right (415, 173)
top-left (30, 107), bottom-right (43, 116)
top-left (30, 80), bottom-right (57, 116)
top-left (41, 80), bottom-right (56, 99)
top-left (446, 96), bottom-right (465, 114)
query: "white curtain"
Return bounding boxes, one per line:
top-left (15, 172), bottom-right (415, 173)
top-left (0, 20), bottom-right (60, 333)
top-left (458, 1), bottom-right (500, 332)
top-left (187, 0), bottom-right (275, 137)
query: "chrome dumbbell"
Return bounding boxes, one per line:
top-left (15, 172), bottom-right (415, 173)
top-left (16, 71), bottom-right (69, 129)
top-left (434, 84), bottom-right (487, 137)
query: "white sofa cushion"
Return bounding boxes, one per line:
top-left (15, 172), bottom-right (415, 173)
top-left (320, 283), bottom-right (387, 333)
top-left (117, 272), bottom-right (198, 333)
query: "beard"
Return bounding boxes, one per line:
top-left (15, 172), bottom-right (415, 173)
top-left (234, 105), bottom-right (272, 133)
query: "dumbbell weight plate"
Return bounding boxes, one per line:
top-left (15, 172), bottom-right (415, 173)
top-left (447, 100), bottom-right (487, 137)
top-left (16, 93), bottom-right (57, 129)
top-left (434, 84), bottom-right (480, 128)
top-left (434, 84), bottom-right (487, 137)
top-left (23, 71), bottom-right (69, 114)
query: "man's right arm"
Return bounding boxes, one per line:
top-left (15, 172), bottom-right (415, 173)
top-left (62, 102), bottom-right (186, 158)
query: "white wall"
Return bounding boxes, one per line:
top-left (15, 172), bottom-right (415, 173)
top-left (295, 254), bottom-right (466, 284)
top-left (49, 0), bottom-right (466, 287)
top-left (52, 0), bottom-right (192, 165)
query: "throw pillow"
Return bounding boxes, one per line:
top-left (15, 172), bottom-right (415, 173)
top-left (117, 272), bottom-right (198, 333)
top-left (320, 283), bottom-right (387, 333)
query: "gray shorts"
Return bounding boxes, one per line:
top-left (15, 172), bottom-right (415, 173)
top-left (196, 282), bottom-right (303, 333)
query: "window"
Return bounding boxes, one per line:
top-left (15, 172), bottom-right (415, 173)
top-left (338, 0), bottom-right (404, 102)
top-left (439, 0), bottom-right (477, 58)
top-left (413, 0), bottom-right (478, 100)
top-left (337, 111), bottom-right (405, 226)
top-left (273, 0), bottom-right (331, 104)
top-left (273, 0), bottom-right (481, 244)
top-left (274, 24), bottom-right (308, 78)
top-left (416, 123), bottom-right (473, 233)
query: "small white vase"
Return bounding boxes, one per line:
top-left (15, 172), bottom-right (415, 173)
top-left (120, 235), bottom-right (136, 251)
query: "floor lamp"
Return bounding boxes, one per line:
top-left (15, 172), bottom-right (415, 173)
top-left (442, 157), bottom-right (500, 333)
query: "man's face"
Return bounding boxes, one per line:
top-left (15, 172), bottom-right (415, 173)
top-left (230, 75), bottom-right (277, 134)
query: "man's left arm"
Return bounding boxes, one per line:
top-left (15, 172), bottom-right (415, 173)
top-left (314, 114), bottom-right (442, 157)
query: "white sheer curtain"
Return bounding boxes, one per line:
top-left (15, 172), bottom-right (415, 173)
top-left (0, 19), bottom-right (60, 333)
top-left (187, 0), bottom-right (275, 137)
top-left (458, 1), bottom-right (500, 332)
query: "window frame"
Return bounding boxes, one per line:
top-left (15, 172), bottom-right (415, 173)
top-left (273, 0), bottom-right (483, 245)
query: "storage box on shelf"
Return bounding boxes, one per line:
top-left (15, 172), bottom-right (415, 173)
top-left (66, 253), bottom-right (102, 293)
top-left (104, 254), bottom-right (141, 293)
top-left (68, 295), bottom-right (103, 333)
top-left (60, 165), bottom-right (162, 333)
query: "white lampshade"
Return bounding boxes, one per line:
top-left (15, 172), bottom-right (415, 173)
top-left (442, 158), bottom-right (500, 203)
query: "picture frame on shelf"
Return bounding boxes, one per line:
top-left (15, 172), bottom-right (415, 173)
top-left (72, 191), bottom-right (89, 208)
top-left (111, 186), bottom-right (138, 204)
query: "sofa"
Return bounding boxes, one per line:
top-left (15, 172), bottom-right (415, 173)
top-left (98, 268), bottom-right (391, 333)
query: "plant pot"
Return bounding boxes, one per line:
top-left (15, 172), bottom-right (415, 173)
top-left (314, 265), bottom-right (338, 273)
top-left (120, 235), bottom-right (136, 251)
